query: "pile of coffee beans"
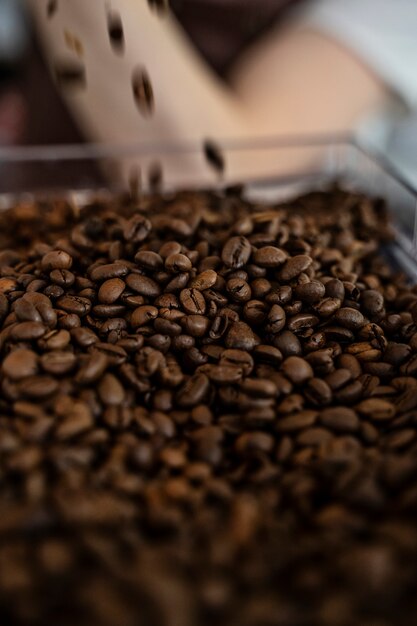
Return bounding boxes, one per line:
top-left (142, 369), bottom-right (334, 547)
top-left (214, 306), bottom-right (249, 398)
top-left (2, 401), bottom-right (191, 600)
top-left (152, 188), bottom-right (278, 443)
top-left (1, 187), bottom-right (417, 626)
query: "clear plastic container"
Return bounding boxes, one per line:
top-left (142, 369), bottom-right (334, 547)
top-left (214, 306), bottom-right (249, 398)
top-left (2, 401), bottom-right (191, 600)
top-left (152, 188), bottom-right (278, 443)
top-left (0, 134), bottom-right (416, 277)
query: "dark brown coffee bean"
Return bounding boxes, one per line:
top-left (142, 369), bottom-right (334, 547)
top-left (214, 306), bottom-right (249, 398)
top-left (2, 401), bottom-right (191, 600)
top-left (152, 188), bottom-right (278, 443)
top-left (319, 406), bottom-right (359, 432)
top-left (243, 300), bottom-right (267, 325)
top-left (313, 297), bottom-right (341, 318)
top-left (240, 378), bottom-right (277, 398)
top-left (304, 378), bottom-right (332, 406)
top-left (295, 280), bottom-right (325, 304)
top-left (278, 255), bottom-right (312, 281)
top-left (56, 295), bottom-right (91, 317)
top-left (361, 289), bottom-right (385, 317)
top-left (277, 410), bottom-right (318, 432)
top-left (334, 307), bottom-right (366, 330)
top-left (273, 330), bottom-right (302, 356)
top-left (90, 262), bottom-right (130, 282)
top-left (235, 432), bottom-right (274, 455)
top-left (2, 349), bottom-right (38, 380)
top-left (126, 274), bottom-right (161, 298)
top-left (98, 278), bottom-right (125, 304)
top-left (98, 373), bottom-right (125, 406)
top-left (76, 351), bottom-right (108, 385)
top-left (221, 236), bottom-right (251, 269)
top-left (287, 313), bottom-right (319, 333)
top-left (203, 139), bottom-right (225, 175)
top-left (252, 246), bottom-right (287, 268)
top-left (266, 304), bottom-right (286, 334)
top-left (165, 253), bottom-right (192, 273)
top-left (181, 315), bottom-right (210, 338)
top-left (179, 288), bottom-right (206, 315)
top-left (325, 368), bottom-right (353, 390)
top-left (356, 398), bottom-right (396, 421)
top-left (190, 270), bottom-right (217, 291)
top-left (296, 427), bottom-right (333, 447)
top-left (11, 322), bottom-right (46, 341)
top-left (220, 349), bottom-right (254, 376)
top-left (252, 345), bottom-right (282, 366)
top-left (131, 305), bottom-right (158, 328)
top-left (325, 278), bottom-right (345, 300)
top-left (225, 321), bottom-right (257, 351)
top-left (19, 376), bottom-right (58, 399)
top-left (281, 356), bottom-right (313, 385)
top-left (41, 250), bottom-right (73, 271)
top-left (176, 373), bottom-right (210, 408)
top-left (40, 351), bottom-right (76, 375)
top-left (226, 278), bottom-right (251, 303)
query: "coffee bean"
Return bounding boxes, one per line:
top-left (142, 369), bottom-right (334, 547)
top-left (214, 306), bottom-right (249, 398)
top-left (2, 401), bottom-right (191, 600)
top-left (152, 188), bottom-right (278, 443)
top-left (319, 406), bottom-right (359, 432)
top-left (252, 246), bottom-right (287, 268)
top-left (356, 398), bottom-right (396, 421)
top-left (131, 305), bottom-right (158, 328)
top-left (98, 373), bottom-right (125, 406)
top-left (90, 262), bottom-right (130, 282)
top-left (11, 322), bottom-right (47, 341)
top-left (281, 356), bottom-right (313, 385)
top-left (334, 307), bottom-right (366, 330)
top-left (40, 351), bottom-right (76, 375)
top-left (2, 349), bottom-right (38, 380)
top-left (262, 304), bottom-right (285, 335)
top-left (56, 295), bottom-right (91, 317)
top-left (41, 250), bottom-right (73, 271)
top-left (314, 297), bottom-right (341, 317)
top-left (19, 376), bottom-right (58, 399)
top-left (304, 378), bottom-right (332, 406)
top-left (98, 278), bottom-right (125, 304)
top-left (225, 321), bottom-right (257, 351)
top-left (126, 274), bottom-right (161, 298)
top-left (221, 236), bottom-right (251, 269)
top-left (179, 288), bottom-right (206, 315)
top-left (295, 280), bottom-right (325, 304)
top-left (165, 253), bottom-right (192, 273)
top-left (76, 350), bottom-right (108, 385)
top-left (278, 255), bottom-right (312, 281)
top-left (176, 373), bottom-right (210, 408)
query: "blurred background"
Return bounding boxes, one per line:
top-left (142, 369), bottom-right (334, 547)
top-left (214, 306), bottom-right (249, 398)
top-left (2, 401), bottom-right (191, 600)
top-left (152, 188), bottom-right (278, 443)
top-left (0, 0), bottom-right (416, 184)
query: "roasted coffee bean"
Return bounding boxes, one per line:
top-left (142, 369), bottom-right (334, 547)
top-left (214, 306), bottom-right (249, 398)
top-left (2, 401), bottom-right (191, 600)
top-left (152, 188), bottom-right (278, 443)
top-left (131, 305), bottom-right (158, 328)
top-left (314, 297), bottom-right (341, 317)
top-left (56, 295), bottom-right (91, 316)
top-left (252, 246), bottom-right (287, 267)
top-left (273, 330), bottom-right (302, 356)
top-left (356, 398), bottom-right (396, 421)
top-left (40, 351), bottom-right (76, 375)
top-left (41, 250), bottom-right (73, 271)
top-left (319, 406), bottom-right (359, 432)
top-left (2, 348), bottom-right (38, 380)
top-left (98, 278), bottom-right (125, 304)
top-left (179, 288), bottom-right (206, 315)
top-left (126, 273), bottom-right (161, 297)
top-left (287, 313), bottom-right (319, 333)
top-left (334, 307), bottom-right (366, 330)
top-left (281, 356), bottom-right (313, 385)
top-left (361, 289), bottom-right (385, 317)
top-left (225, 321), bottom-right (257, 351)
top-left (295, 280), bottom-right (325, 304)
top-left (304, 378), bottom-right (332, 406)
top-left (243, 300), bottom-right (267, 325)
top-left (11, 321), bottom-right (47, 341)
top-left (278, 255), bottom-right (312, 281)
top-left (90, 262), bottom-right (129, 282)
top-left (165, 253), bottom-right (192, 273)
top-left (181, 315), bottom-right (210, 338)
top-left (266, 304), bottom-right (286, 334)
top-left (221, 236), bottom-right (251, 269)
top-left (325, 278), bottom-right (345, 300)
